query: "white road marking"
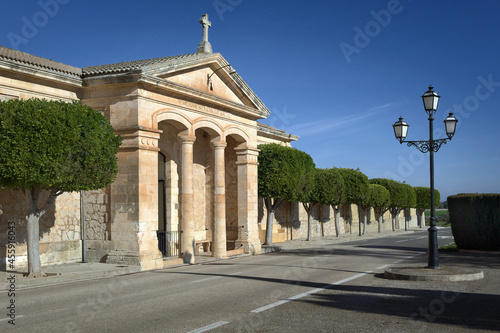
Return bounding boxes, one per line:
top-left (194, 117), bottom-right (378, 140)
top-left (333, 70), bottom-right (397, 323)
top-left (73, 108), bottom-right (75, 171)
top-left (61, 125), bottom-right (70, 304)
top-left (191, 272), bottom-right (242, 283)
top-left (0, 315), bottom-right (25, 322)
top-left (250, 271), bottom-right (373, 313)
top-left (251, 245), bottom-right (429, 314)
top-left (187, 321), bottom-right (229, 333)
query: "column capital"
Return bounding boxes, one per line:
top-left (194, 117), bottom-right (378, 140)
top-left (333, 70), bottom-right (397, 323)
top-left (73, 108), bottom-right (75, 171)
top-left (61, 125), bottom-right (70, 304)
top-left (235, 146), bottom-right (259, 165)
top-left (234, 145), bottom-right (259, 154)
top-left (210, 140), bottom-right (227, 150)
top-left (177, 134), bottom-right (196, 144)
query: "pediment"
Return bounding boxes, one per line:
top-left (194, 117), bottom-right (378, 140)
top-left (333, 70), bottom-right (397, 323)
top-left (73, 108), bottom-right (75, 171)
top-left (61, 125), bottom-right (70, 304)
top-left (82, 52), bottom-right (270, 119)
top-left (156, 63), bottom-right (250, 107)
top-left (143, 54), bottom-right (269, 117)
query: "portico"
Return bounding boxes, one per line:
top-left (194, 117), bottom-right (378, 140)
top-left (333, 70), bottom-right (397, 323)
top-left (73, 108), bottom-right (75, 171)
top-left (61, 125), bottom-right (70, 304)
top-left (79, 34), bottom-right (269, 266)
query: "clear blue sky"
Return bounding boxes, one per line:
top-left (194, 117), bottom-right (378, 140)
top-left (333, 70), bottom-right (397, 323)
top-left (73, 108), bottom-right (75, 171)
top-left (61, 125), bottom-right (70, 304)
top-left (1, 0), bottom-right (499, 199)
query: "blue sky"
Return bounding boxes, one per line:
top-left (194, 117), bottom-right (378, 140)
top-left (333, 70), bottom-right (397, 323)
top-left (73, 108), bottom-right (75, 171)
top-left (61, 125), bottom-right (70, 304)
top-left (1, 0), bottom-right (499, 199)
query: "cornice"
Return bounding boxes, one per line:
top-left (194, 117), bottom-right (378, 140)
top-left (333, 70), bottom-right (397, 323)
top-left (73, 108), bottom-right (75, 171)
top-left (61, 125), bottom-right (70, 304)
top-left (0, 59), bottom-right (82, 88)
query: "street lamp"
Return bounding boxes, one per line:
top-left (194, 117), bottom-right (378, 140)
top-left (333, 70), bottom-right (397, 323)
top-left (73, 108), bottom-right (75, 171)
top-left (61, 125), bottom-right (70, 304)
top-left (392, 86), bottom-right (458, 269)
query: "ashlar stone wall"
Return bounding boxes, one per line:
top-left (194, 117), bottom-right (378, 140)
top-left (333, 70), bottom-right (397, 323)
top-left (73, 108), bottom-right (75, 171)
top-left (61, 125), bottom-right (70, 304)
top-left (258, 199), bottom-right (419, 243)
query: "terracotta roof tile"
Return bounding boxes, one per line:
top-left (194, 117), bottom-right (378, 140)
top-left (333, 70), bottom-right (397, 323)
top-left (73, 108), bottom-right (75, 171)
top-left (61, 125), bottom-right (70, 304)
top-left (82, 53), bottom-right (214, 76)
top-left (0, 45), bottom-right (81, 76)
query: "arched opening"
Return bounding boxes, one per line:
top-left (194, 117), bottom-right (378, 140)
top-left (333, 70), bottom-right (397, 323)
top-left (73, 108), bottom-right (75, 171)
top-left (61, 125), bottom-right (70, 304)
top-left (224, 132), bottom-right (249, 250)
top-left (157, 119), bottom-right (185, 258)
top-left (224, 135), bottom-right (239, 249)
top-left (193, 128), bottom-right (214, 252)
top-left (157, 151), bottom-right (167, 256)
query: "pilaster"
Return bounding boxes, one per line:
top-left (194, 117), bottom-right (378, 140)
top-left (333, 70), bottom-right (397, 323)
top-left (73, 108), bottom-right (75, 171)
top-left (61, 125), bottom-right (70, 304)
top-left (107, 127), bottom-right (163, 270)
top-left (235, 146), bottom-right (261, 254)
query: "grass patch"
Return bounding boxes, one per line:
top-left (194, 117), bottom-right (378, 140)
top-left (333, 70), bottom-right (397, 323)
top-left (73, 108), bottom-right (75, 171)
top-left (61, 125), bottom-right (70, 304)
top-left (425, 209), bottom-right (450, 227)
top-left (424, 209), bottom-right (448, 217)
top-left (439, 243), bottom-right (458, 251)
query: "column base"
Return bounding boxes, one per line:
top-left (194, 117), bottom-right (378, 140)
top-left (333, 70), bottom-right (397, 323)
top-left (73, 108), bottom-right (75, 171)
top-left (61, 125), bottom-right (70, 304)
top-left (106, 250), bottom-right (163, 271)
top-left (236, 240), bottom-right (261, 255)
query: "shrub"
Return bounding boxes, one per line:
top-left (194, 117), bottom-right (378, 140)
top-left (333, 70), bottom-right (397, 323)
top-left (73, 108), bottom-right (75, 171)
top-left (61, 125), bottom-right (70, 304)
top-left (447, 193), bottom-right (500, 251)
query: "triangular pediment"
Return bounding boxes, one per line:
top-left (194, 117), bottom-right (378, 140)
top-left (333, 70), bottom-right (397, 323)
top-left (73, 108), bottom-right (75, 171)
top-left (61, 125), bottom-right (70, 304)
top-left (156, 63), bottom-right (252, 107)
top-left (82, 53), bottom-right (270, 119)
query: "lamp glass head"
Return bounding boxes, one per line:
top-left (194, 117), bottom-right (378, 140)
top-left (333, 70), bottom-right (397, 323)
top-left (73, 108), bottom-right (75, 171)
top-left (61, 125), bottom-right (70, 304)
top-left (444, 112), bottom-right (458, 139)
top-left (393, 116), bottom-right (409, 143)
top-left (422, 86), bottom-right (440, 115)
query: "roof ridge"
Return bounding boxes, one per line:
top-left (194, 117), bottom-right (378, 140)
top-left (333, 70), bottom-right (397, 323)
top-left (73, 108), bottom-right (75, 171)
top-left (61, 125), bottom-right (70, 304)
top-left (82, 52), bottom-right (216, 76)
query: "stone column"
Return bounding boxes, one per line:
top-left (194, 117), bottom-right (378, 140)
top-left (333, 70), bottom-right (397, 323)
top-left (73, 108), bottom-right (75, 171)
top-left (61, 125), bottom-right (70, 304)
top-left (107, 128), bottom-right (163, 270)
top-left (179, 134), bottom-right (196, 264)
top-left (211, 141), bottom-right (227, 258)
top-left (235, 146), bottom-right (261, 254)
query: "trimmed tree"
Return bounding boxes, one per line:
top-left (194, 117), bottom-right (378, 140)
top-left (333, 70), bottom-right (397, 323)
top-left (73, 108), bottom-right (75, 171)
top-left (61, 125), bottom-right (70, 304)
top-left (370, 178), bottom-right (406, 231)
top-left (414, 187), bottom-right (440, 228)
top-left (303, 168), bottom-right (345, 240)
top-left (401, 183), bottom-right (417, 231)
top-left (257, 143), bottom-right (315, 245)
top-left (362, 183), bottom-right (390, 233)
top-left (316, 168), bottom-right (345, 237)
top-left (337, 168), bottom-right (369, 236)
top-left (0, 98), bottom-right (122, 277)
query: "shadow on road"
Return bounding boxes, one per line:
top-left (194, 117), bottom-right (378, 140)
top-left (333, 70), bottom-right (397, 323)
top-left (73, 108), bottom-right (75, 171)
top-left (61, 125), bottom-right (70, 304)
top-left (296, 284), bottom-right (500, 331)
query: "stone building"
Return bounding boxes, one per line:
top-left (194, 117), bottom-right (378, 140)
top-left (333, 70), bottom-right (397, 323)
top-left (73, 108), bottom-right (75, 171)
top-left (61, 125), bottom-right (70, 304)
top-left (0, 15), bottom-right (300, 270)
top-left (0, 15), bottom-right (420, 271)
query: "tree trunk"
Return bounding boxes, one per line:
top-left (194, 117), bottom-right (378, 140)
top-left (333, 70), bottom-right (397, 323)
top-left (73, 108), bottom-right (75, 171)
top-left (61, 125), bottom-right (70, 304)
top-left (378, 214), bottom-right (383, 233)
top-left (417, 208), bottom-right (424, 228)
top-left (25, 189), bottom-right (53, 278)
top-left (26, 211), bottom-right (43, 277)
top-left (264, 198), bottom-right (283, 245)
top-left (363, 212), bottom-right (367, 235)
top-left (358, 204), bottom-right (362, 236)
top-left (333, 206), bottom-right (341, 237)
top-left (303, 203), bottom-right (312, 241)
top-left (319, 205), bottom-right (324, 237)
top-left (23, 188), bottom-right (58, 278)
top-left (390, 208), bottom-right (397, 231)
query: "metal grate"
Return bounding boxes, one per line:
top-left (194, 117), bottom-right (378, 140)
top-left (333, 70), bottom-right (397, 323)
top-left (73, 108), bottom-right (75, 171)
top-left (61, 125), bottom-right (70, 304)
top-left (157, 231), bottom-right (180, 257)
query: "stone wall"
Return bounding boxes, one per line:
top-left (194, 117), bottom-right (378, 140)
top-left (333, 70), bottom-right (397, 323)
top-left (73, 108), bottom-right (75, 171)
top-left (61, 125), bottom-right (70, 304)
top-left (84, 189), bottom-right (110, 241)
top-left (0, 188), bottom-right (82, 269)
top-left (258, 200), bottom-right (419, 243)
top-left (82, 189), bottom-right (113, 262)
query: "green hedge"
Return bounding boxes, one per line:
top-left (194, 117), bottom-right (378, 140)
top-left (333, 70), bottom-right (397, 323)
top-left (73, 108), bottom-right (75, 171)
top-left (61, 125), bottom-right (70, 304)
top-left (447, 193), bottom-right (500, 251)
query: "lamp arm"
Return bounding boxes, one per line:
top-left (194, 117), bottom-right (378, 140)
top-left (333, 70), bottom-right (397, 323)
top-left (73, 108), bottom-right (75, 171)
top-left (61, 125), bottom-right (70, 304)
top-left (400, 138), bottom-right (450, 153)
top-left (207, 64), bottom-right (232, 80)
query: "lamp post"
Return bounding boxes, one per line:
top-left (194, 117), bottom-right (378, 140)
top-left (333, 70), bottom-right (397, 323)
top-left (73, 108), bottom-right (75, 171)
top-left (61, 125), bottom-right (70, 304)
top-left (392, 86), bottom-right (458, 269)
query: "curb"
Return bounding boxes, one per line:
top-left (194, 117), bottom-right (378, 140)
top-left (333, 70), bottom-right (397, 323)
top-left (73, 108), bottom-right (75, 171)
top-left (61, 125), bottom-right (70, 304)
top-left (384, 266), bottom-right (484, 282)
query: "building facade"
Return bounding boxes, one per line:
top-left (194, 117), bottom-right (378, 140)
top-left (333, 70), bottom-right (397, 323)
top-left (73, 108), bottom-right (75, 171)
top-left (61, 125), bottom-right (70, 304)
top-left (0, 16), bottom-right (420, 271)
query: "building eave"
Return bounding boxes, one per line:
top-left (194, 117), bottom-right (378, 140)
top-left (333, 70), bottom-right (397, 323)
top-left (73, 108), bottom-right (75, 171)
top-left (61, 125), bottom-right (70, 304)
top-left (257, 122), bottom-right (299, 142)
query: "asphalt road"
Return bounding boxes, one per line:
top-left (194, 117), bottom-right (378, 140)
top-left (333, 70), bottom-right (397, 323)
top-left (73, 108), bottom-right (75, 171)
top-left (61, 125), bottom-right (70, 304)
top-left (2, 228), bottom-right (499, 333)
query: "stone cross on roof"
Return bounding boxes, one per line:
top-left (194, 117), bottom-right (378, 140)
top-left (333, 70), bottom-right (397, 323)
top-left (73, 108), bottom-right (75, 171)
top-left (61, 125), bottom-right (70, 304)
top-left (197, 14), bottom-right (213, 54)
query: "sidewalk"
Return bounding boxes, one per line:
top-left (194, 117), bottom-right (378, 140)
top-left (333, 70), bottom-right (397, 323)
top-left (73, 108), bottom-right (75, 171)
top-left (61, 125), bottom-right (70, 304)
top-left (0, 227), bottom-right (438, 291)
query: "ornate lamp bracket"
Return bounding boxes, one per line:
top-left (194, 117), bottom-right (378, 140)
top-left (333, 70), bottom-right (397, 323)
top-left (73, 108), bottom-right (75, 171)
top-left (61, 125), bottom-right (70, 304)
top-left (404, 138), bottom-right (449, 153)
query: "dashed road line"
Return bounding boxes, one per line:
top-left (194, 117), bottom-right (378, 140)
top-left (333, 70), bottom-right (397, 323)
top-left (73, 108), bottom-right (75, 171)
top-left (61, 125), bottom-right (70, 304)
top-left (0, 315), bottom-right (24, 322)
top-left (191, 272), bottom-right (242, 283)
top-left (250, 271), bottom-right (373, 313)
top-left (187, 321), bottom-right (229, 333)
